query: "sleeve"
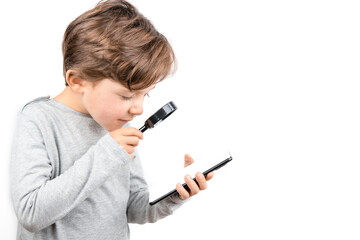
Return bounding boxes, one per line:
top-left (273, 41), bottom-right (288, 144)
top-left (126, 151), bottom-right (188, 224)
top-left (10, 113), bottom-right (131, 232)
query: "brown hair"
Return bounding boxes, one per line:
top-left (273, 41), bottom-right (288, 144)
top-left (62, 0), bottom-right (176, 90)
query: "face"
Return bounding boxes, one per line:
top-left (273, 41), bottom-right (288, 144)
top-left (81, 79), bottom-right (155, 131)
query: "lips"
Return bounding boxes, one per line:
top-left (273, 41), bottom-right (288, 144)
top-left (118, 118), bottom-right (133, 122)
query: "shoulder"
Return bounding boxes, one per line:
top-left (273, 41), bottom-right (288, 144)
top-left (13, 96), bottom-right (54, 138)
top-left (22, 96), bottom-right (51, 112)
top-left (19, 96), bottom-right (53, 123)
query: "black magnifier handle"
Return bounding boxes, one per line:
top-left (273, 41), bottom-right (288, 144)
top-left (139, 125), bottom-right (148, 132)
top-left (139, 101), bottom-right (177, 133)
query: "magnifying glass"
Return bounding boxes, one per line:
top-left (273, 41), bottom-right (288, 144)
top-left (139, 101), bottom-right (177, 133)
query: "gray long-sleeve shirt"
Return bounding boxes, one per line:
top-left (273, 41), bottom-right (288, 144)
top-left (10, 96), bottom-right (185, 240)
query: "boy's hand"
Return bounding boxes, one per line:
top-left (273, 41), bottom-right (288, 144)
top-left (177, 154), bottom-right (215, 200)
top-left (109, 127), bottom-right (143, 158)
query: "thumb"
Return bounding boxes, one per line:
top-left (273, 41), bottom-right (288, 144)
top-left (184, 154), bottom-right (194, 168)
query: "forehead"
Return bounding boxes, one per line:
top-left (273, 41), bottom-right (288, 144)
top-left (95, 79), bottom-right (155, 93)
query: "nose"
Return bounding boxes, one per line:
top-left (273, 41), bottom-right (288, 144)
top-left (129, 97), bottom-right (144, 116)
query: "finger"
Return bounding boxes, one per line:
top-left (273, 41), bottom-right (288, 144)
top-left (123, 145), bottom-right (135, 156)
top-left (184, 175), bottom-right (199, 196)
top-left (195, 172), bottom-right (207, 190)
top-left (126, 136), bottom-right (140, 147)
top-left (176, 183), bottom-right (190, 200)
top-left (184, 154), bottom-right (195, 167)
top-left (205, 171), bottom-right (215, 181)
top-left (121, 127), bottom-right (143, 139)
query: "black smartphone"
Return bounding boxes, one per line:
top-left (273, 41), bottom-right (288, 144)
top-left (149, 156), bottom-right (233, 205)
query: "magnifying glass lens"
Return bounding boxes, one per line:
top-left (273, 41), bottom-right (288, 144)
top-left (139, 101), bottom-right (177, 133)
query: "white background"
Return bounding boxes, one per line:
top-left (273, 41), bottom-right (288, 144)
top-left (1, 0), bottom-right (360, 239)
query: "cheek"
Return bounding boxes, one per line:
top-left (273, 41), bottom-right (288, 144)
top-left (83, 92), bottom-right (108, 118)
top-left (86, 94), bottom-right (128, 121)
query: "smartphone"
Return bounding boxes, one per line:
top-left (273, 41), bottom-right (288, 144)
top-left (149, 156), bottom-right (233, 205)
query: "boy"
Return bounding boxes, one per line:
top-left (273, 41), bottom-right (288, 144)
top-left (10, 0), bottom-right (214, 239)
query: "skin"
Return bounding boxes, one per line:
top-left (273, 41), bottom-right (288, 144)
top-left (54, 69), bottom-right (214, 201)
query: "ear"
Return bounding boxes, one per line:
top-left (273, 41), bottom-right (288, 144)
top-left (65, 70), bottom-right (88, 93)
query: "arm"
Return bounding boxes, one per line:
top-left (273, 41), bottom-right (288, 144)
top-left (10, 113), bottom-right (131, 232)
top-left (126, 154), bottom-right (214, 224)
top-left (126, 153), bottom-right (186, 224)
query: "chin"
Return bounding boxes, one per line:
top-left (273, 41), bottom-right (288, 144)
top-left (106, 123), bottom-right (127, 132)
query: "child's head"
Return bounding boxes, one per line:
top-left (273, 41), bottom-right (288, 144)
top-left (62, 0), bottom-right (176, 91)
top-left (61, 0), bottom-right (176, 131)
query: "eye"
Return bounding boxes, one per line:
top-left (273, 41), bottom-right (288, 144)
top-left (145, 93), bottom-right (150, 98)
top-left (120, 95), bottom-right (133, 101)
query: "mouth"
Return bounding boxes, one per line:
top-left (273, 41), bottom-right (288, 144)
top-left (118, 118), bottom-right (133, 122)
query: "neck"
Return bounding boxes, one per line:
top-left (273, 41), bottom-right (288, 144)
top-left (53, 87), bottom-right (88, 114)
